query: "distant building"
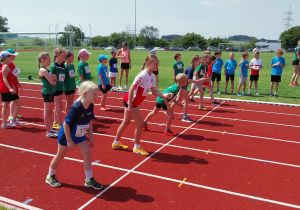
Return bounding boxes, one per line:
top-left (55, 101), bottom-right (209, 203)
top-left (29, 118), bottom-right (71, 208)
top-left (255, 41), bottom-right (281, 52)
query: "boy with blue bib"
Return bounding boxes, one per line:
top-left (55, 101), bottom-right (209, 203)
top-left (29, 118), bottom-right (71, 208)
top-left (97, 54), bottom-right (111, 111)
top-left (270, 49), bottom-right (285, 97)
top-left (211, 51), bottom-right (223, 94)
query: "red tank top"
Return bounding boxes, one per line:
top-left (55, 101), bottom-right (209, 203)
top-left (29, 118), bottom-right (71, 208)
top-left (0, 62), bottom-right (20, 94)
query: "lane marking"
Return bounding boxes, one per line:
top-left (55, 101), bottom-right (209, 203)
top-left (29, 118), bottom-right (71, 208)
top-left (1, 143), bottom-right (300, 209)
top-left (178, 178), bottom-right (187, 187)
top-left (0, 196), bottom-right (41, 210)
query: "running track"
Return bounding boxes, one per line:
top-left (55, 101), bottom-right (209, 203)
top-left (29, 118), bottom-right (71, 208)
top-left (0, 83), bottom-right (300, 210)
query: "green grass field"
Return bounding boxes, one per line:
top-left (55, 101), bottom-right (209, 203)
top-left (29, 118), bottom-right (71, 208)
top-left (11, 49), bottom-right (300, 104)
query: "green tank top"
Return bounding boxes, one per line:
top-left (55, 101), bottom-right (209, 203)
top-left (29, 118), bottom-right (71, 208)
top-left (77, 61), bottom-right (92, 85)
top-left (50, 63), bottom-right (66, 91)
top-left (294, 46), bottom-right (300, 61)
top-left (156, 83), bottom-right (179, 105)
top-left (40, 69), bottom-right (55, 94)
top-left (64, 64), bottom-right (76, 91)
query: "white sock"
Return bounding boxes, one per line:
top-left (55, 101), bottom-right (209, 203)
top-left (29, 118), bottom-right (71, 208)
top-left (48, 168), bottom-right (56, 176)
top-left (113, 140), bottom-right (119, 144)
top-left (134, 144), bottom-right (140, 149)
top-left (85, 170), bottom-right (93, 180)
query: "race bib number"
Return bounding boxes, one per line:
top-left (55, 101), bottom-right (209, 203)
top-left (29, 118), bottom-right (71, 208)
top-left (58, 73), bottom-right (65, 82)
top-left (12, 68), bottom-right (20, 77)
top-left (69, 70), bottom-right (75, 78)
top-left (113, 64), bottom-right (118, 69)
top-left (85, 66), bottom-right (90, 73)
top-left (75, 124), bottom-right (89, 138)
top-left (177, 64), bottom-right (183, 69)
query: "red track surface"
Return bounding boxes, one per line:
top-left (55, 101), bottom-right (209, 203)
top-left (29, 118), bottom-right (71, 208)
top-left (0, 83), bottom-right (300, 210)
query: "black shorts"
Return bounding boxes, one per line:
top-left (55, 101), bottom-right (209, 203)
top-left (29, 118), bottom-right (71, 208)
top-left (42, 93), bottom-right (54, 103)
top-left (153, 71), bottom-right (159, 75)
top-left (292, 59), bottom-right (300, 66)
top-left (211, 72), bottom-right (221, 82)
top-left (64, 90), bottom-right (76, 95)
top-left (250, 75), bottom-right (259, 81)
top-left (123, 101), bottom-right (137, 108)
top-left (271, 75), bottom-right (281, 82)
top-left (156, 103), bottom-right (167, 110)
top-left (121, 63), bottom-right (130, 70)
top-left (1, 92), bottom-right (19, 102)
top-left (98, 84), bottom-right (112, 94)
top-left (53, 90), bottom-right (63, 96)
top-left (226, 74), bottom-right (235, 81)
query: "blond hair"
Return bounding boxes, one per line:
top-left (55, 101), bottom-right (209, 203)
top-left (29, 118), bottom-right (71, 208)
top-left (176, 73), bottom-right (187, 83)
top-left (37, 52), bottom-right (50, 68)
top-left (54, 48), bottom-right (66, 61)
top-left (77, 81), bottom-right (98, 100)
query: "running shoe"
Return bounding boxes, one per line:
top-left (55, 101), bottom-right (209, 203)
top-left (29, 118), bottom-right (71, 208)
top-left (211, 100), bottom-right (220, 105)
top-left (46, 131), bottom-right (58, 138)
top-left (143, 122), bottom-right (150, 131)
top-left (182, 116), bottom-right (193, 123)
top-left (45, 175), bottom-right (62, 188)
top-left (199, 105), bottom-right (206, 111)
top-left (112, 142), bottom-right (129, 150)
top-left (52, 122), bottom-right (60, 130)
top-left (85, 177), bottom-right (103, 190)
top-left (133, 147), bottom-right (149, 156)
top-left (164, 129), bottom-right (174, 136)
top-left (100, 106), bottom-right (110, 111)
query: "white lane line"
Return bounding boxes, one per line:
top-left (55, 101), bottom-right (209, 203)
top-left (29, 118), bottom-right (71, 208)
top-left (2, 136), bottom-right (300, 209)
top-left (17, 95), bottom-right (300, 128)
top-left (15, 104), bottom-right (300, 145)
top-left (23, 198), bottom-right (33, 205)
top-left (0, 196), bottom-right (41, 210)
top-left (18, 88), bottom-right (300, 116)
top-left (77, 102), bottom-right (224, 209)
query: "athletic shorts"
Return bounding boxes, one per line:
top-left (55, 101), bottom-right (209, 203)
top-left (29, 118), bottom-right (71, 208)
top-left (250, 75), bottom-right (259, 81)
top-left (239, 76), bottom-right (247, 84)
top-left (1, 92), bottom-right (19, 102)
top-left (226, 74), bottom-right (235, 81)
top-left (292, 59), bottom-right (299, 66)
top-left (211, 72), bottom-right (221, 82)
top-left (42, 93), bottom-right (54, 103)
top-left (54, 90), bottom-right (64, 96)
top-left (109, 72), bottom-right (118, 78)
top-left (64, 90), bottom-right (76, 95)
top-left (123, 101), bottom-right (137, 108)
top-left (156, 103), bottom-right (167, 110)
top-left (58, 127), bottom-right (86, 146)
top-left (121, 63), bottom-right (130, 70)
top-left (98, 84), bottom-right (112, 94)
top-left (271, 75), bottom-right (281, 82)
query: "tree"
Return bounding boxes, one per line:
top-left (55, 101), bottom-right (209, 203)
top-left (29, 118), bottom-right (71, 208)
top-left (180, 33), bottom-right (207, 49)
top-left (0, 16), bottom-right (9, 32)
top-left (109, 32), bottom-right (133, 48)
top-left (90, 36), bottom-right (109, 47)
top-left (280, 26), bottom-right (300, 49)
top-left (139, 26), bottom-right (159, 48)
top-left (156, 38), bottom-right (170, 48)
top-left (32, 38), bottom-right (46, 46)
top-left (207, 37), bottom-right (228, 47)
top-left (58, 24), bottom-right (84, 47)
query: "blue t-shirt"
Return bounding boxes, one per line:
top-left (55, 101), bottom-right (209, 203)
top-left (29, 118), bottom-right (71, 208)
top-left (212, 58), bottom-right (223, 73)
top-left (109, 57), bottom-right (118, 73)
top-left (185, 66), bottom-right (194, 80)
top-left (271, 56), bottom-right (285, 76)
top-left (58, 100), bottom-right (95, 146)
top-left (239, 60), bottom-right (249, 77)
top-left (224, 59), bottom-right (237, 75)
top-left (97, 64), bottom-right (110, 85)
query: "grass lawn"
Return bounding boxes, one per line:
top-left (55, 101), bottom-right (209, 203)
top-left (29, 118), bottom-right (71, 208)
top-left (11, 49), bottom-right (300, 104)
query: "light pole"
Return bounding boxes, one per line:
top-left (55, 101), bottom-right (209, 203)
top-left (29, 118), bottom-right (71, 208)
top-left (79, 24), bottom-right (83, 46)
top-left (134, 0), bottom-right (137, 49)
top-left (88, 23), bottom-right (92, 47)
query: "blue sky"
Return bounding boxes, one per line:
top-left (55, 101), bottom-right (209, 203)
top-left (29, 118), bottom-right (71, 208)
top-left (0, 0), bottom-right (299, 39)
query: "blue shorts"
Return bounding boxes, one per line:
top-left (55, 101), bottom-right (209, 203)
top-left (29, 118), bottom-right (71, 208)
top-left (57, 126), bottom-right (86, 146)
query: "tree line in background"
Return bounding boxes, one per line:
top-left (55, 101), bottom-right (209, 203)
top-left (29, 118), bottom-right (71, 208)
top-left (1, 16), bottom-right (300, 50)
